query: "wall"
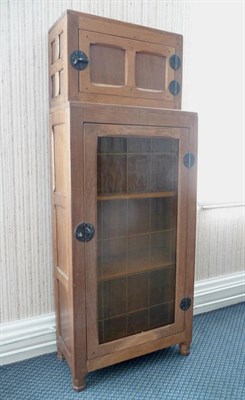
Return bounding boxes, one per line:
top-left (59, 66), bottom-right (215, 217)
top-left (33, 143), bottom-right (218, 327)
top-left (196, 206), bottom-right (244, 281)
top-left (0, 0), bottom-right (244, 324)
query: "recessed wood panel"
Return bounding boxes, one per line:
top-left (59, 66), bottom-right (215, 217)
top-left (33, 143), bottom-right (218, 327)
top-left (90, 44), bottom-right (125, 86)
top-left (55, 206), bottom-right (69, 276)
top-left (135, 52), bottom-right (166, 91)
top-left (59, 69), bottom-right (64, 96)
top-left (58, 31), bottom-right (64, 59)
top-left (51, 40), bottom-right (56, 64)
top-left (52, 124), bottom-right (67, 194)
top-left (51, 74), bottom-right (58, 98)
top-left (58, 280), bottom-right (71, 354)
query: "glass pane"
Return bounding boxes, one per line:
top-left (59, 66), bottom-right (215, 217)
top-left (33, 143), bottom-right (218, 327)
top-left (97, 136), bottom-right (178, 343)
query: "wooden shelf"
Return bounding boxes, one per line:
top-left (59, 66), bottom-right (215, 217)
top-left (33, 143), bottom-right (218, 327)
top-left (97, 228), bottom-right (175, 242)
top-left (98, 152), bottom-right (177, 156)
top-left (98, 261), bottom-right (175, 282)
top-left (97, 191), bottom-right (176, 201)
top-left (98, 300), bottom-right (175, 322)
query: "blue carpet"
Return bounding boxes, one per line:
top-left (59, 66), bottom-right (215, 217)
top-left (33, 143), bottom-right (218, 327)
top-left (1, 302), bottom-right (245, 399)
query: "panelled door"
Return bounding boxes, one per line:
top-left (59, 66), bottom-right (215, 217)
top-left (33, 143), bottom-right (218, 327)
top-left (78, 30), bottom-right (177, 102)
top-left (83, 124), bottom-right (189, 360)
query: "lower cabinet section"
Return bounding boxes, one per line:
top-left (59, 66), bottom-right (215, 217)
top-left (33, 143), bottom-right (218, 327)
top-left (50, 103), bottom-right (197, 390)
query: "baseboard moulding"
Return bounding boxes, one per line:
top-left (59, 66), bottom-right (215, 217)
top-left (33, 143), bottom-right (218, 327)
top-left (1, 271), bottom-right (244, 366)
top-left (0, 313), bottom-right (56, 366)
top-left (194, 271), bottom-right (245, 314)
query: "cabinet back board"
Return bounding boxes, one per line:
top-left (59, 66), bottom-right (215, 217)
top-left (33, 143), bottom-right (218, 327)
top-left (49, 10), bottom-right (183, 109)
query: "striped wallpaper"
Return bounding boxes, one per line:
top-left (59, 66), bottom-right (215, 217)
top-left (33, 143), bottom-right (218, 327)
top-left (196, 206), bottom-right (244, 282)
top-left (0, 0), bottom-right (244, 323)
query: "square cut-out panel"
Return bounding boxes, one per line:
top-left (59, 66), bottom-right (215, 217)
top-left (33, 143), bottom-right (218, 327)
top-left (50, 31), bottom-right (64, 65)
top-left (135, 52), bottom-right (166, 91)
top-left (49, 14), bottom-right (67, 106)
top-left (90, 44), bottom-right (125, 86)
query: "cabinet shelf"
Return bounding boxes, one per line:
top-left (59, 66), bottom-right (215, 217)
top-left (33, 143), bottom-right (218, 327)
top-left (98, 300), bottom-right (175, 322)
top-left (97, 191), bottom-right (176, 201)
top-left (98, 261), bottom-right (175, 282)
top-left (98, 228), bottom-right (175, 241)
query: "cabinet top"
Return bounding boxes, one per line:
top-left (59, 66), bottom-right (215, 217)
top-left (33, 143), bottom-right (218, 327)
top-left (49, 9), bottom-right (183, 42)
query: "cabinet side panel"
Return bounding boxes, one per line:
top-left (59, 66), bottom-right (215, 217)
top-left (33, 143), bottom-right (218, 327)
top-left (50, 109), bottom-right (72, 363)
top-left (182, 115), bottom-right (198, 348)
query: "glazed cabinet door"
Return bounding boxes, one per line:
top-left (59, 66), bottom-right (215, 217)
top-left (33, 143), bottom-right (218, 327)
top-left (83, 124), bottom-right (190, 362)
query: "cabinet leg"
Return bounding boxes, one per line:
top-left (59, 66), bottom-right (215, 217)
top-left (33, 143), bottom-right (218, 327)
top-left (179, 342), bottom-right (191, 356)
top-left (72, 375), bottom-right (86, 392)
top-left (57, 349), bottom-right (64, 360)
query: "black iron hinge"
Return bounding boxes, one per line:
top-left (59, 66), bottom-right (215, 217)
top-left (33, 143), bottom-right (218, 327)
top-left (180, 297), bottom-right (192, 311)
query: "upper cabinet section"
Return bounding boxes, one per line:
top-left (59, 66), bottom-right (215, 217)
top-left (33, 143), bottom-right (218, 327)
top-left (49, 10), bottom-right (183, 109)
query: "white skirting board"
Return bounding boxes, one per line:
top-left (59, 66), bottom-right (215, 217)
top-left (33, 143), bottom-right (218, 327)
top-left (0, 314), bottom-right (57, 366)
top-left (1, 271), bottom-right (244, 366)
top-left (193, 271), bottom-right (245, 314)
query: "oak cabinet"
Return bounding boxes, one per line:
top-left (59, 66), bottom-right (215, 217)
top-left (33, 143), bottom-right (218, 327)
top-left (50, 103), bottom-right (197, 390)
top-left (49, 10), bottom-right (197, 391)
